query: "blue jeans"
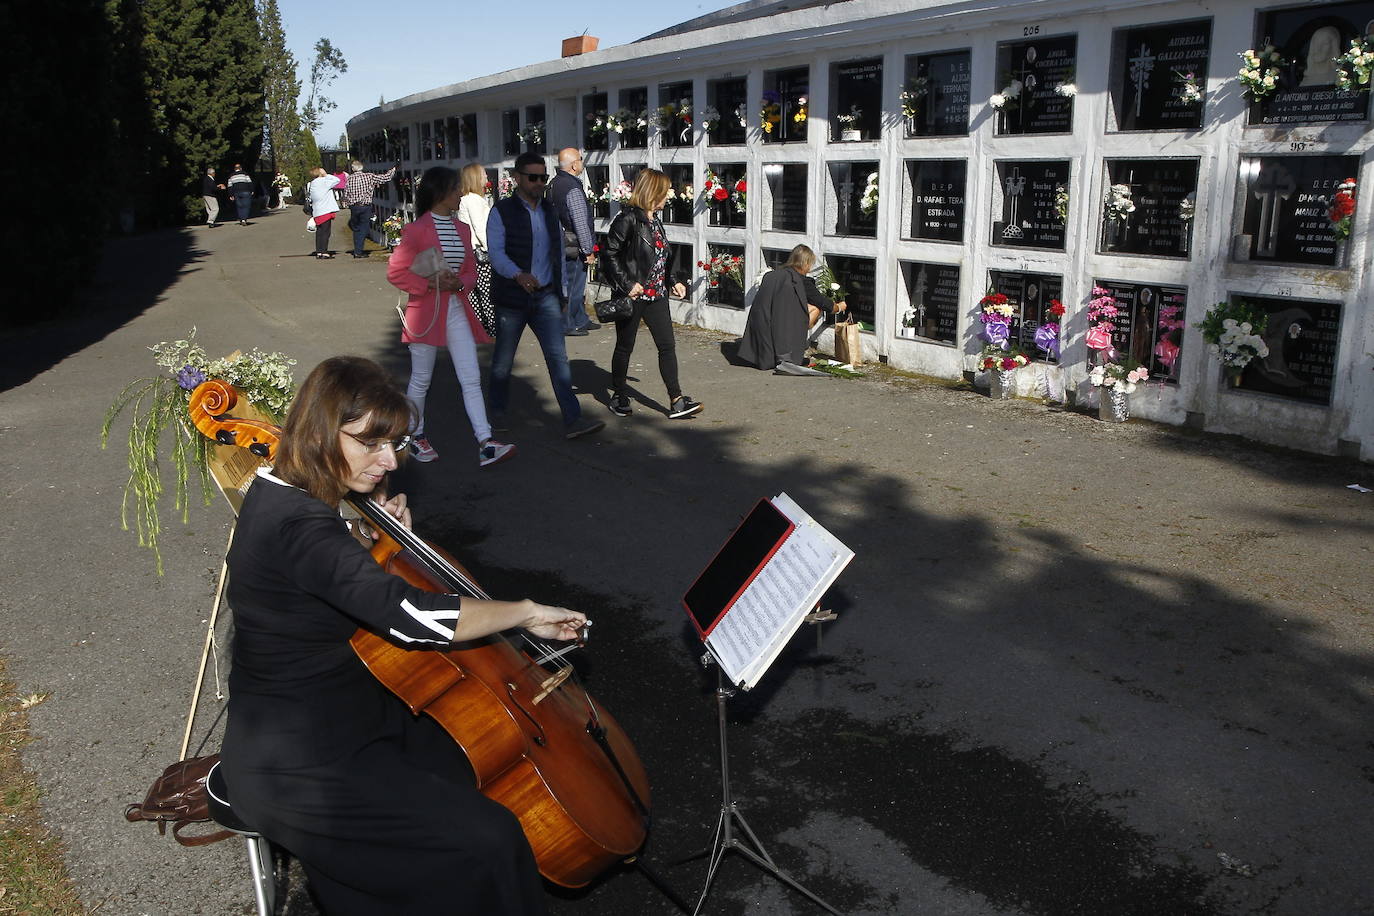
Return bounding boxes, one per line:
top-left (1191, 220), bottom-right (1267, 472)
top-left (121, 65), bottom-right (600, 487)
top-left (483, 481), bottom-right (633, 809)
top-left (349, 204), bottom-right (373, 255)
top-left (562, 258), bottom-right (590, 331)
top-left (488, 290), bottom-right (582, 426)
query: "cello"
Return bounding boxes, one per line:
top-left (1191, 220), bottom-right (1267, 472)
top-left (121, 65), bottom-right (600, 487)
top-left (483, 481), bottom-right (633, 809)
top-left (187, 379), bottom-right (651, 889)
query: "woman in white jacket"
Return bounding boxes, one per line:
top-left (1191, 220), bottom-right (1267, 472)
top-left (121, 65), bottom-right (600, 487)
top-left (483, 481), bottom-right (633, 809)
top-left (455, 163), bottom-right (494, 318)
top-left (305, 167), bottom-right (343, 259)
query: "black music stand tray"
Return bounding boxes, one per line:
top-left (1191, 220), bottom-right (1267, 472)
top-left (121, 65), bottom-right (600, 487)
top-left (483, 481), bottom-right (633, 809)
top-left (680, 660), bottom-right (842, 916)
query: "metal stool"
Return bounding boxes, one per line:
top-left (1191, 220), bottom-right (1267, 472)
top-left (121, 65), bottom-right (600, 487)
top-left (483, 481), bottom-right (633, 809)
top-left (205, 761), bottom-right (277, 916)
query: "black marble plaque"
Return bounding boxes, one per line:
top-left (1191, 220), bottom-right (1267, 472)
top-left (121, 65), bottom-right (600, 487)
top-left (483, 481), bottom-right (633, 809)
top-left (766, 163), bottom-right (807, 232)
top-left (668, 241), bottom-right (693, 287)
top-left (1230, 295), bottom-right (1341, 404)
top-left (708, 77), bottom-right (748, 146)
top-left (1114, 21), bottom-right (1210, 130)
top-left (1093, 279), bottom-right (1188, 381)
top-left (524, 104), bottom-right (546, 153)
top-left (618, 87), bottom-right (648, 148)
top-left (993, 160), bottom-right (1069, 249)
top-left (997, 35), bottom-right (1077, 134)
top-left (586, 166), bottom-right (610, 219)
top-left (502, 110), bottom-right (520, 156)
top-left (988, 270), bottom-right (1063, 359)
top-left (1239, 155), bottom-right (1359, 266)
top-left (658, 81), bottom-right (693, 148)
top-left (763, 66), bottom-right (809, 143)
top-left (462, 114), bottom-right (478, 158)
top-left (907, 50), bottom-right (972, 137)
top-left (707, 163), bottom-right (746, 229)
top-left (1253, 2), bottom-right (1374, 124)
top-left (829, 161), bottom-right (879, 238)
top-left (898, 262), bottom-right (960, 343)
top-left (907, 159), bottom-right (966, 242)
top-left (663, 164), bottom-right (695, 225)
top-left (1102, 159), bottom-right (1199, 256)
top-left (705, 243), bottom-right (745, 307)
top-left (829, 255), bottom-right (876, 329)
top-left (583, 93), bottom-right (608, 150)
top-left (832, 58), bottom-right (882, 140)
top-left (761, 248), bottom-right (791, 271)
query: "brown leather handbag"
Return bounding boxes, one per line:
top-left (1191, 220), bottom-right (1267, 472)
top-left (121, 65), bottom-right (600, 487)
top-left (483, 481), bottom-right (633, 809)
top-left (124, 754), bottom-right (234, 847)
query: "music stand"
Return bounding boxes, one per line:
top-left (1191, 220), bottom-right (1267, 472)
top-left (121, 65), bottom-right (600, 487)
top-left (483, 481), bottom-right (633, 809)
top-left (678, 496), bottom-right (851, 915)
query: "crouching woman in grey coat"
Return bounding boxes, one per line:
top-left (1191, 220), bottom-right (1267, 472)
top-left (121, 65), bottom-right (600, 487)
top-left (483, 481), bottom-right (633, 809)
top-left (736, 244), bottom-right (847, 371)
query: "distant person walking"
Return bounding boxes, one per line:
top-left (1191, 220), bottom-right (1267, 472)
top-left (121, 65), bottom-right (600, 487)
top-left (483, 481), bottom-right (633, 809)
top-left (550, 148), bottom-right (599, 335)
top-left (387, 166), bottom-right (514, 468)
top-left (486, 152), bottom-right (603, 440)
top-left (304, 167), bottom-right (341, 259)
top-left (201, 167), bottom-right (224, 228)
top-left (600, 168), bottom-right (702, 419)
top-left (342, 160), bottom-right (398, 259)
top-left (226, 163), bottom-right (254, 225)
top-left (455, 163), bottom-right (495, 329)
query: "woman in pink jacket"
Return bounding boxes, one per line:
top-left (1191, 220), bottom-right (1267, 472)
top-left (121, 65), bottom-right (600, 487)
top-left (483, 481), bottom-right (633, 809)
top-left (387, 166), bottom-right (515, 467)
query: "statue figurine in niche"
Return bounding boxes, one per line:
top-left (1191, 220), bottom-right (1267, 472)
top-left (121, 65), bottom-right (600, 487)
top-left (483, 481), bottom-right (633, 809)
top-left (1299, 26), bottom-right (1342, 86)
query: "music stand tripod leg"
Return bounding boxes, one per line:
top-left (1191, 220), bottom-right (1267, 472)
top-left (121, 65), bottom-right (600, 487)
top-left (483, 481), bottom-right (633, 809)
top-left (690, 667), bottom-right (843, 916)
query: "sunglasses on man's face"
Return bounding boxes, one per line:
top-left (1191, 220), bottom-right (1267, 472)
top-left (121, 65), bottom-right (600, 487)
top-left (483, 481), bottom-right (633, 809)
top-left (519, 172), bottom-right (549, 183)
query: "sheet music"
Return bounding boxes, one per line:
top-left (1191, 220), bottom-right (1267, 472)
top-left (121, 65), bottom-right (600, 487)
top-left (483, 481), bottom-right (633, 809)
top-left (706, 493), bottom-right (853, 688)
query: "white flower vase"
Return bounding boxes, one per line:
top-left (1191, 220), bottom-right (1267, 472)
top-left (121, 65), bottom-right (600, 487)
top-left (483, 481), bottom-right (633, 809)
top-left (989, 369), bottom-right (1015, 399)
top-left (1098, 387), bottom-right (1130, 422)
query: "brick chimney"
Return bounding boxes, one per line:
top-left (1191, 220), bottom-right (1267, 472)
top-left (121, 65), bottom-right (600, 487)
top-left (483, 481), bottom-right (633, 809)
top-left (561, 35), bottom-right (599, 57)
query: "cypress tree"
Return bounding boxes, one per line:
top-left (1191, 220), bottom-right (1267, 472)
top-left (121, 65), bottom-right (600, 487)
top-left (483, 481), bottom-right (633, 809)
top-left (259, 0), bottom-right (300, 173)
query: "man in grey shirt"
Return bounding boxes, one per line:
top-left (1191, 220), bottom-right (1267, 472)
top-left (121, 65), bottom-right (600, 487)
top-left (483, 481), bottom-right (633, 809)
top-left (549, 148), bottom-right (599, 336)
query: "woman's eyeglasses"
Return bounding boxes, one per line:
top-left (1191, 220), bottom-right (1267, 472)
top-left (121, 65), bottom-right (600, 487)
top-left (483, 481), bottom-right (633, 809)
top-left (341, 430), bottom-right (413, 453)
top-left (519, 172), bottom-right (549, 183)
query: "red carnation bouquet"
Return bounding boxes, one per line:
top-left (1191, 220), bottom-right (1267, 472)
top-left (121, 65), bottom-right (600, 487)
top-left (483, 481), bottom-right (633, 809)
top-left (1328, 178), bottom-right (1357, 240)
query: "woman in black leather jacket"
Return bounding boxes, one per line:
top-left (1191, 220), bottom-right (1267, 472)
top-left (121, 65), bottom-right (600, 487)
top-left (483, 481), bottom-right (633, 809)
top-left (601, 168), bottom-right (703, 419)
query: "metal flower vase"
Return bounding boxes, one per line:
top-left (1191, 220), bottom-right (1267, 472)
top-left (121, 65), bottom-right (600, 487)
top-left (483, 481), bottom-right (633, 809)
top-left (989, 368), bottom-right (1015, 399)
top-left (1098, 387), bottom-right (1130, 422)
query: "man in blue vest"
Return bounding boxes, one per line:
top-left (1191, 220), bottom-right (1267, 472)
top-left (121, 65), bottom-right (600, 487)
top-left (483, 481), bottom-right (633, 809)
top-left (487, 152), bottom-right (604, 439)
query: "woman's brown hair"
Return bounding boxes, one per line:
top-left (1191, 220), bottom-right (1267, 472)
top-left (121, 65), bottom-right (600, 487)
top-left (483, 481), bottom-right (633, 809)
top-left (459, 162), bottom-right (487, 197)
top-left (273, 356), bottom-right (414, 505)
top-left (627, 168), bottom-right (671, 213)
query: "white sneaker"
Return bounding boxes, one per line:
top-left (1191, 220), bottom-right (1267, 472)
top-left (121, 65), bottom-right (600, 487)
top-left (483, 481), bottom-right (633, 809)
top-left (478, 439), bottom-right (515, 467)
top-left (409, 436), bottom-right (438, 462)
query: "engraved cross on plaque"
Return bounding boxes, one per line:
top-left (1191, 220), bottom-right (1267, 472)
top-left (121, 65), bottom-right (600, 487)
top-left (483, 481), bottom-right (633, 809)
top-left (1252, 164), bottom-right (1297, 257)
top-left (1003, 168), bottom-right (1027, 239)
top-left (838, 174), bottom-right (855, 232)
top-left (1129, 43), bottom-right (1157, 117)
top-left (913, 266), bottom-right (929, 326)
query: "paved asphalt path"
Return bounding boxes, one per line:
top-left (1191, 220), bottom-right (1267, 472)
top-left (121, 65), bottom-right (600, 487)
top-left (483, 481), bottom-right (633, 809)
top-left (1, 210), bottom-right (1372, 915)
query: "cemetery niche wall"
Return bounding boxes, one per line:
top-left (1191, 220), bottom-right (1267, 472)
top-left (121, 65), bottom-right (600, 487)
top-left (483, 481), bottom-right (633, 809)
top-left (347, 0), bottom-right (1374, 460)
top-left (988, 270), bottom-right (1063, 363)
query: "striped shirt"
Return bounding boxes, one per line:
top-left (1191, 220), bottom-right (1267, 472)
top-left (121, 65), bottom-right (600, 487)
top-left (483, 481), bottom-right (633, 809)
top-left (431, 214), bottom-right (468, 272)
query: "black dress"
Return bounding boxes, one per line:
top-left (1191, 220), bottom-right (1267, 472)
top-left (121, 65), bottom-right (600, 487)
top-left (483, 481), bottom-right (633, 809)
top-left (221, 469), bottom-right (545, 915)
top-left (736, 267), bottom-right (834, 369)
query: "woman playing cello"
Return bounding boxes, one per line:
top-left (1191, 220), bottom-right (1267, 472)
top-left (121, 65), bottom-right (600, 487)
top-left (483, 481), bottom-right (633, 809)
top-left (219, 355), bottom-right (585, 914)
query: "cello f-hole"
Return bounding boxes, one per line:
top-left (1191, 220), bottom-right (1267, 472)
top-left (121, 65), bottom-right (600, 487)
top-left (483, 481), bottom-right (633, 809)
top-left (505, 682), bottom-right (548, 746)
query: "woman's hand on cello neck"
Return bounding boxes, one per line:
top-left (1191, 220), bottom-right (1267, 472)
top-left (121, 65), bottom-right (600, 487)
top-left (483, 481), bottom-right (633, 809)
top-left (358, 490), bottom-right (412, 541)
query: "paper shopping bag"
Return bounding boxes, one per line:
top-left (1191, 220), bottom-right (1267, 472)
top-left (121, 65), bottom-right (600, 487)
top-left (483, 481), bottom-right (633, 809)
top-left (833, 316), bottom-right (863, 366)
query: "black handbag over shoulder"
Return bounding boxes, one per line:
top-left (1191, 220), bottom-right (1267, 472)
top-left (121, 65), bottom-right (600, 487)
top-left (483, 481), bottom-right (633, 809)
top-left (594, 296), bottom-right (634, 322)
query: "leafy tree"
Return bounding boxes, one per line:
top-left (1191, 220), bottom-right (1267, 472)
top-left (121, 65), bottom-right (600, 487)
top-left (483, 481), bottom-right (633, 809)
top-left (300, 38), bottom-right (347, 136)
top-left (285, 126), bottom-right (321, 197)
top-left (258, 0), bottom-right (299, 171)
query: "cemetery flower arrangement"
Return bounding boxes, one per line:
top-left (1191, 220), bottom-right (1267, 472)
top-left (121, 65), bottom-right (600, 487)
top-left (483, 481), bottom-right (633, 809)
top-left (1055, 82), bottom-right (1078, 97)
top-left (100, 330), bottom-right (297, 573)
top-left (498, 173), bottom-right (516, 198)
top-left (1174, 70), bottom-right (1204, 104)
top-left (1326, 177), bottom-right (1357, 239)
top-left (1196, 300), bottom-right (1270, 374)
top-left (586, 110), bottom-right (609, 138)
top-left (837, 105), bottom-right (863, 128)
top-left (989, 79), bottom-right (1023, 111)
top-left (606, 108), bottom-right (646, 134)
top-left (735, 103), bottom-right (748, 128)
top-left (272, 173), bottom-right (291, 189)
top-left (516, 121), bottom-right (544, 146)
top-left (1105, 183), bottom-right (1136, 222)
top-left (610, 180), bottom-right (634, 202)
top-left (759, 91), bottom-right (783, 133)
top-left (1086, 286), bottom-right (1119, 351)
top-left (701, 168), bottom-right (730, 206)
top-left (697, 253), bottom-right (744, 288)
top-left (731, 178), bottom-right (747, 212)
top-left (1334, 36), bottom-right (1374, 92)
top-left (382, 212), bottom-right (406, 243)
top-left (792, 97), bottom-right (808, 124)
top-left (858, 172), bottom-right (879, 216)
top-left (698, 105), bottom-right (720, 132)
top-left (814, 262), bottom-right (848, 303)
top-left (651, 101), bottom-right (679, 131)
top-left (900, 76), bottom-right (929, 118)
top-left (977, 291), bottom-right (1023, 366)
top-left (1054, 185), bottom-right (1070, 224)
top-left (1237, 44), bottom-right (1284, 99)
top-left (1089, 358), bottom-right (1150, 393)
top-left (1034, 299), bottom-right (1065, 359)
